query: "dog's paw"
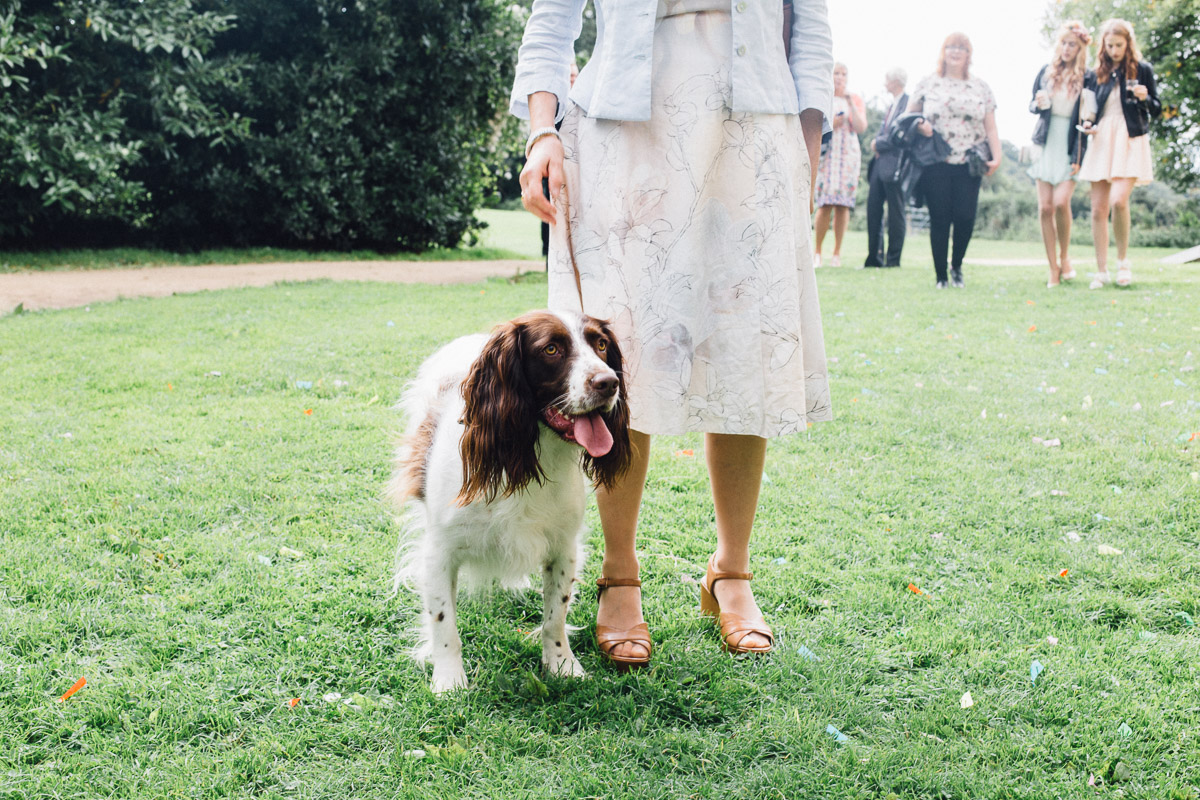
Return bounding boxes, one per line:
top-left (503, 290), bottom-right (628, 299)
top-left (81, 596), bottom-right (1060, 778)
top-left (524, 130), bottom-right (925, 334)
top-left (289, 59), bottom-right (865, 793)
top-left (543, 653), bottom-right (588, 680)
top-left (430, 663), bottom-right (469, 695)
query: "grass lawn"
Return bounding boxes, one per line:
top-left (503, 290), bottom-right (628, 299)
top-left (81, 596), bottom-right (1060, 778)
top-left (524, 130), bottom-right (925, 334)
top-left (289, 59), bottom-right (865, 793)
top-left (1, 242), bottom-right (1198, 799)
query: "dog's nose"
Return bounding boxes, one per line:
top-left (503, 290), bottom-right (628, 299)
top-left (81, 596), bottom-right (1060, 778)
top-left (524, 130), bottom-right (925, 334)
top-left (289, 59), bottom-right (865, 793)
top-left (589, 373), bottom-right (618, 397)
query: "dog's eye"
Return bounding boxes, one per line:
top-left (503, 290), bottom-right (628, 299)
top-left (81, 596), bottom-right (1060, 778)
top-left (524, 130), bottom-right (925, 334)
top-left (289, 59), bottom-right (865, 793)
top-left (596, 339), bottom-right (607, 352)
top-left (544, 344), bottom-right (558, 356)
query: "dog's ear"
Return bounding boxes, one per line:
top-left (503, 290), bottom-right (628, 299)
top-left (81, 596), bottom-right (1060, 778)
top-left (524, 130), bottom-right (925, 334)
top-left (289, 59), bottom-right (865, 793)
top-left (583, 324), bottom-right (631, 490)
top-left (458, 321), bottom-right (545, 505)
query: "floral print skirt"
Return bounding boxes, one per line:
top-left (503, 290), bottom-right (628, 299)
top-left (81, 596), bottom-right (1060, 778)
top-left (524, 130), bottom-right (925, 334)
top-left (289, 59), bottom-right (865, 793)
top-left (547, 4), bottom-right (831, 437)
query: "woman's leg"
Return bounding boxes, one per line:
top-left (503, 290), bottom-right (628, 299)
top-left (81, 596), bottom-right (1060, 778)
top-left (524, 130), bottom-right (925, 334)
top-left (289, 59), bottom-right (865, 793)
top-left (814, 205), bottom-right (831, 256)
top-left (706, 432), bottom-right (770, 650)
top-left (595, 429), bottom-right (652, 660)
top-left (1053, 180), bottom-right (1076, 271)
top-left (1090, 180), bottom-right (1112, 274)
top-left (1036, 180), bottom-right (1059, 282)
top-left (832, 205), bottom-right (851, 257)
top-left (949, 168), bottom-right (982, 273)
top-left (921, 166), bottom-right (952, 283)
top-left (1109, 178), bottom-right (1137, 261)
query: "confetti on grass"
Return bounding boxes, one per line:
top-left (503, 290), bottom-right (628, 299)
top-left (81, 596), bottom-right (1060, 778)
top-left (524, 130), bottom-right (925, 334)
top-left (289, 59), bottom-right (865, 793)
top-left (674, 449), bottom-right (694, 457)
top-left (907, 583), bottom-right (925, 596)
top-left (1031, 660), bottom-right (1044, 686)
top-left (796, 644), bottom-right (820, 662)
top-left (288, 698), bottom-right (301, 708)
top-left (59, 677), bottom-right (87, 702)
top-left (1058, 569), bottom-right (1069, 577)
top-left (1047, 636), bottom-right (1059, 646)
top-left (1117, 722), bottom-right (1133, 738)
top-left (960, 691), bottom-right (974, 709)
top-left (1097, 545), bottom-right (1123, 556)
top-left (825, 724), bottom-right (849, 744)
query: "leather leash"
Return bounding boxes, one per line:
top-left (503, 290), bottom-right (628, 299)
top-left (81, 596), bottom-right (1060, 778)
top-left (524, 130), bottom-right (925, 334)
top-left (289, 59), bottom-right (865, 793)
top-left (560, 180), bottom-right (585, 314)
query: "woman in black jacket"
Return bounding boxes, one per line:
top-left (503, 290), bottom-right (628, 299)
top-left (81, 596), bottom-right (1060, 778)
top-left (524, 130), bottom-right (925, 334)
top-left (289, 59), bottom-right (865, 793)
top-left (1027, 21), bottom-right (1089, 288)
top-left (1077, 18), bottom-right (1162, 289)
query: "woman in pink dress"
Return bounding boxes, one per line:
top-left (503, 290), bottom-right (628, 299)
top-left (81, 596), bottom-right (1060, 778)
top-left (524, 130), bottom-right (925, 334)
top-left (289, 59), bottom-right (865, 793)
top-left (1077, 18), bottom-right (1161, 289)
top-left (814, 63), bottom-right (866, 267)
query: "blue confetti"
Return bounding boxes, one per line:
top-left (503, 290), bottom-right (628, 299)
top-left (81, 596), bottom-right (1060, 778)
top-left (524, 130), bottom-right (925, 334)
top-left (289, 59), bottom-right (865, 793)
top-left (825, 724), bottom-right (848, 744)
top-left (1031, 660), bottom-right (1044, 685)
top-left (797, 644), bottom-right (820, 662)
top-left (1095, 368), bottom-right (1109, 375)
top-left (1174, 379), bottom-right (1187, 387)
top-left (296, 380), bottom-right (313, 390)
top-left (772, 557), bottom-right (788, 565)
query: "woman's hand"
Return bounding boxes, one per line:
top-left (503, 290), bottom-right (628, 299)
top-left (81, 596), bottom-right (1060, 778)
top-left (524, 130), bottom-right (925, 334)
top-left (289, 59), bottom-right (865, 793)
top-left (1132, 84), bottom-right (1149, 101)
top-left (849, 94), bottom-right (868, 134)
top-left (519, 136), bottom-right (564, 226)
top-left (985, 158), bottom-right (1000, 177)
top-left (917, 118), bottom-right (933, 137)
top-left (520, 91), bottom-right (563, 226)
top-left (1079, 121), bottom-right (1097, 136)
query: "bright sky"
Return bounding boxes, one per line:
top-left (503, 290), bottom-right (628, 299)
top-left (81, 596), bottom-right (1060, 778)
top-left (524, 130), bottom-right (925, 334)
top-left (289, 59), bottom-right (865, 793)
top-left (827, 0), bottom-right (1056, 146)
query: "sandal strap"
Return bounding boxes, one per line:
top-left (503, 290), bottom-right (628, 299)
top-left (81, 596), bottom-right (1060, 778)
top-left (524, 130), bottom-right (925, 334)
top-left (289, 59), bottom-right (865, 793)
top-left (717, 613), bottom-right (774, 651)
top-left (595, 622), bottom-right (652, 663)
top-left (706, 556), bottom-right (752, 587)
top-left (596, 577), bottom-right (642, 597)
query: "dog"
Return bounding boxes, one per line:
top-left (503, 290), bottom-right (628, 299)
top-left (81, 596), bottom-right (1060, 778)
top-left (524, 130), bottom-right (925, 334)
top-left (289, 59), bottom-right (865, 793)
top-left (389, 309), bottom-right (631, 693)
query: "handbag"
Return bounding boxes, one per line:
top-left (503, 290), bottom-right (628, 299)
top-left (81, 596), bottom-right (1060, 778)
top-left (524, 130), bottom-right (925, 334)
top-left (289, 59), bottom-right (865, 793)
top-left (966, 141), bottom-right (992, 178)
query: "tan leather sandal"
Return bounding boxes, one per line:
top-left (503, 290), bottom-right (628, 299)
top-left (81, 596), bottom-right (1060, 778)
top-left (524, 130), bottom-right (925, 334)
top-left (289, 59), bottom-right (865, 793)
top-left (698, 556), bottom-right (775, 654)
top-left (595, 577), bottom-right (652, 671)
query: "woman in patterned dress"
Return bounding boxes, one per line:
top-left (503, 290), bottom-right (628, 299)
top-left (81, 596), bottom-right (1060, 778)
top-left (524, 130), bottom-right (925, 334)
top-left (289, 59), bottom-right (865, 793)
top-left (513, 0), bottom-right (833, 667)
top-left (814, 63), bottom-right (866, 268)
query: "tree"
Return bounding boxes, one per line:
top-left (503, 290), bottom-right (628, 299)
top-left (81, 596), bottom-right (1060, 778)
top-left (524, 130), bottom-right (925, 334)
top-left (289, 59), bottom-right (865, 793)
top-left (1048, 0), bottom-right (1200, 192)
top-left (0, 1), bottom-right (247, 243)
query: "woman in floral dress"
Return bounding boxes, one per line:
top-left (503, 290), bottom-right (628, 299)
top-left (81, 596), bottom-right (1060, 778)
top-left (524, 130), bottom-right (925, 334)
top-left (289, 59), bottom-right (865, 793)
top-left (814, 62), bottom-right (866, 267)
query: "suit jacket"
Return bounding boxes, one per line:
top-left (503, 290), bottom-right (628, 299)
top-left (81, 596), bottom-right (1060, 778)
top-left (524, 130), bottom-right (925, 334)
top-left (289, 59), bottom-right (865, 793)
top-left (868, 92), bottom-right (908, 182)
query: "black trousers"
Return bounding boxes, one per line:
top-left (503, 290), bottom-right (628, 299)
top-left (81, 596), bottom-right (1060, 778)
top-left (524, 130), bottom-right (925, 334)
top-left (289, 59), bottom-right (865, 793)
top-left (865, 164), bottom-right (906, 266)
top-left (920, 162), bottom-right (981, 282)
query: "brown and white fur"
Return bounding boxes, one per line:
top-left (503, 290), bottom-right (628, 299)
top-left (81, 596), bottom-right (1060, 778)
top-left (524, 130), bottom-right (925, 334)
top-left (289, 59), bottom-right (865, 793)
top-left (389, 310), bottom-right (631, 693)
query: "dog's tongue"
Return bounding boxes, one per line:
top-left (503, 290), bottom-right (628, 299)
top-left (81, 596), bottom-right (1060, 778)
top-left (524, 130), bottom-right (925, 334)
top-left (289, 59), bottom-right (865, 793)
top-left (573, 412), bottom-right (613, 458)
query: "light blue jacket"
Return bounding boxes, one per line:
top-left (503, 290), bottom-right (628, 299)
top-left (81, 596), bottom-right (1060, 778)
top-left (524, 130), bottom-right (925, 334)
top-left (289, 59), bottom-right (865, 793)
top-left (510, 0), bottom-right (833, 130)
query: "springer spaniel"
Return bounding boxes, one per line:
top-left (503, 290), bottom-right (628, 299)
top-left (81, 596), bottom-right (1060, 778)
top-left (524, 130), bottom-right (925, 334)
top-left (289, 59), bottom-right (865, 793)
top-left (389, 310), bottom-right (631, 693)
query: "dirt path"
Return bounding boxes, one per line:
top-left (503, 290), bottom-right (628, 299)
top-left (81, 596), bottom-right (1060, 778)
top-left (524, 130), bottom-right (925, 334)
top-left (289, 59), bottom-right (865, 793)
top-left (0, 259), bottom-right (542, 313)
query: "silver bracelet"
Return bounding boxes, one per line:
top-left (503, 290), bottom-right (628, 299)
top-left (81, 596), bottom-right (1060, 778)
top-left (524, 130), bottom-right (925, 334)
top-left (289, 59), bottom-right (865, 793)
top-left (525, 126), bottom-right (561, 158)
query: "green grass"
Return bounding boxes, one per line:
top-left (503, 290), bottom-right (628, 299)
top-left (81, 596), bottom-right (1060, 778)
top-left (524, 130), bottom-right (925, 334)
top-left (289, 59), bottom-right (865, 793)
top-left (1, 245), bottom-right (1198, 799)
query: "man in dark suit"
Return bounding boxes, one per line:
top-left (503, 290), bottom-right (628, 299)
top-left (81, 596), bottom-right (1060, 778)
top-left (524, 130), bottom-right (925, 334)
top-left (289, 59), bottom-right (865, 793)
top-left (864, 69), bottom-right (909, 268)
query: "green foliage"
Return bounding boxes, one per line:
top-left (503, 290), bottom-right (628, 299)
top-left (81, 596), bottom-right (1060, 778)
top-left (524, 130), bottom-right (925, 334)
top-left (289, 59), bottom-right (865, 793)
top-left (0, 1), bottom-right (247, 242)
top-left (1049, 0), bottom-right (1200, 192)
top-left (0, 1), bottom-right (524, 251)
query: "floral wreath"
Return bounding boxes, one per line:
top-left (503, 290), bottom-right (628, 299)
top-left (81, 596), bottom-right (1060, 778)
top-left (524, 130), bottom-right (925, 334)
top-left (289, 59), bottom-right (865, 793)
top-left (1066, 22), bottom-right (1093, 46)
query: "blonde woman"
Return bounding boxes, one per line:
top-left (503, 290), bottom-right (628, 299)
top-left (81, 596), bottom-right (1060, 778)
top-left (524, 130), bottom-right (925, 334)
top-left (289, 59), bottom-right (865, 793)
top-left (1028, 21), bottom-right (1090, 288)
top-left (814, 62), bottom-right (867, 268)
top-left (513, 1), bottom-right (833, 667)
top-left (1077, 18), bottom-right (1161, 288)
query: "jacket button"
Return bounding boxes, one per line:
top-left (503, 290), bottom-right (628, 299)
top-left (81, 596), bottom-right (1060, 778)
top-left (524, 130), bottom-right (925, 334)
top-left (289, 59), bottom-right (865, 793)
top-left (736, 1), bottom-right (747, 10)
top-left (736, 44), bottom-right (747, 56)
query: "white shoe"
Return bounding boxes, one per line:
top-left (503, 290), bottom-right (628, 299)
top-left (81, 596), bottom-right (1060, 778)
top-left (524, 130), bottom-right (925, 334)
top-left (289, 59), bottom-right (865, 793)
top-left (813, 253), bottom-right (822, 268)
top-left (1089, 271), bottom-right (1110, 290)
top-left (1116, 259), bottom-right (1133, 287)
top-left (830, 255), bottom-right (842, 267)
top-left (1061, 259), bottom-right (1076, 281)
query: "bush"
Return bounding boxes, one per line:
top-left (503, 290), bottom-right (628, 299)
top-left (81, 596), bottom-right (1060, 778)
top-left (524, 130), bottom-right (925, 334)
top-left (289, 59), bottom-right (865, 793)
top-left (1, 0), bottom-right (523, 251)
